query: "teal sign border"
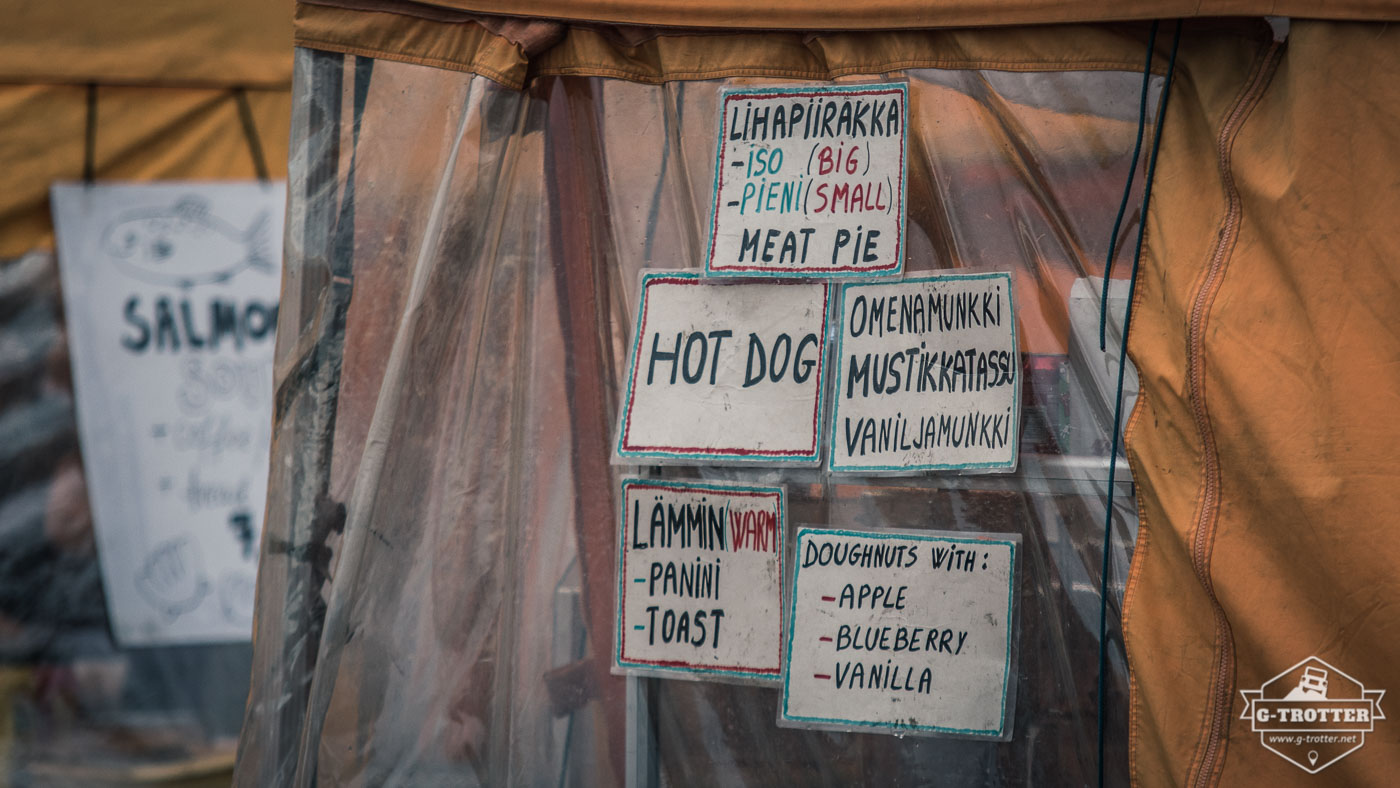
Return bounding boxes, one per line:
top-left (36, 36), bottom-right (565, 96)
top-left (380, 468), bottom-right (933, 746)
top-left (827, 271), bottom-right (1020, 473)
top-left (615, 477), bottom-right (787, 682)
top-left (781, 526), bottom-right (1018, 737)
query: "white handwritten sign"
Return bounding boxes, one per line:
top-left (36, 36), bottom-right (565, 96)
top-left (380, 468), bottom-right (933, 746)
top-left (51, 182), bottom-right (283, 646)
top-left (781, 527), bottom-right (1019, 738)
top-left (829, 273), bottom-right (1020, 473)
top-left (614, 478), bottom-right (785, 683)
top-left (615, 272), bottom-right (830, 464)
top-left (705, 83), bottom-right (907, 277)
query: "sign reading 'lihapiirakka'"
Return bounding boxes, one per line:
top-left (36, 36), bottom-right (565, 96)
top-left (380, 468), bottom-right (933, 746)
top-left (830, 273), bottom-right (1020, 473)
top-left (782, 527), bottom-right (1019, 738)
top-left (705, 83), bottom-right (908, 277)
top-left (615, 479), bottom-right (785, 683)
top-left (616, 272), bottom-right (830, 464)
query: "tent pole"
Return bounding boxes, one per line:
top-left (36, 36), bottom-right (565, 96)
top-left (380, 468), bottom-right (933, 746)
top-left (543, 75), bottom-right (629, 784)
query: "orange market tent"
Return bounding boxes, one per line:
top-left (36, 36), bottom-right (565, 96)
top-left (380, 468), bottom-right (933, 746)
top-left (0, 0), bottom-right (292, 256)
top-left (238, 3), bottom-right (1400, 786)
top-left (0, 1), bottom-right (291, 783)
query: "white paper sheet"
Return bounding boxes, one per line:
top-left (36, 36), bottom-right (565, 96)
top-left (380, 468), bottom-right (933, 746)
top-left (829, 273), bottom-right (1020, 473)
top-left (705, 83), bottom-right (907, 277)
top-left (614, 478), bottom-right (785, 684)
top-left (781, 526), bottom-right (1019, 738)
top-left (615, 272), bottom-right (830, 464)
top-left (51, 181), bottom-right (284, 646)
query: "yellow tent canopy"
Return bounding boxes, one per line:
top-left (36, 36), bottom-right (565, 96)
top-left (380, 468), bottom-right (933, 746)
top-left (0, 0), bottom-right (293, 256)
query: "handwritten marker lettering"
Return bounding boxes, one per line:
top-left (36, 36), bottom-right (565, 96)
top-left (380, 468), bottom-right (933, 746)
top-left (51, 182), bottom-right (283, 647)
top-left (616, 272), bottom-right (830, 464)
top-left (706, 83), bottom-right (908, 277)
top-left (615, 479), bottom-right (786, 684)
top-left (781, 527), bottom-right (1019, 738)
top-left (830, 273), bottom-right (1021, 474)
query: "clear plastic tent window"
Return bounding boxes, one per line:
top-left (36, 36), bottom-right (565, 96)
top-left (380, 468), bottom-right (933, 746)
top-left (239, 50), bottom-right (1157, 786)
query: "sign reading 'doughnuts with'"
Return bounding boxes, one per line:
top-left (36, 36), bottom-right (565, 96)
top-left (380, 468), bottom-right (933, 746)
top-left (615, 272), bottom-right (830, 464)
top-left (830, 273), bottom-right (1020, 473)
top-left (615, 478), bottom-right (785, 683)
top-left (705, 83), bottom-right (908, 277)
top-left (782, 527), bottom-right (1019, 738)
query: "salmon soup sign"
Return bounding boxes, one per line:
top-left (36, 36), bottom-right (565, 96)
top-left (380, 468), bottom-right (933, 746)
top-left (52, 182), bottom-right (283, 647)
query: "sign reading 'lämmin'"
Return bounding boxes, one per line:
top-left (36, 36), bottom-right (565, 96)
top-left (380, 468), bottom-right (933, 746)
top-left (615, 478), bottom-right (785, 683)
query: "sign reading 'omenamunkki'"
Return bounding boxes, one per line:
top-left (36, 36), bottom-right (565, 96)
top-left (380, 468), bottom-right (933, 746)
top-left (781, 527), bottom-right (1019, 738)
top-left (705, 83), bottom-right (908, 277)
top-left (614, 478), bottom-right (785, 684)
top-left (829, 273), bottom-right (1020, 474)
top-left (615, 272), bottom-right (830, 464)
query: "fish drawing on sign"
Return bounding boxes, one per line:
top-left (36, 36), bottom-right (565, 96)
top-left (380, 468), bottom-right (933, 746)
top-left (100, 196), bottom-right (275, 287)
top-left (135, 536), bottom-right (211, 620)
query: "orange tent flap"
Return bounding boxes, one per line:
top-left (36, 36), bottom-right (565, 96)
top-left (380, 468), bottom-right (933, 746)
top-left (302, 0), bottom-right (1400, 32)
top-left (295, 1), bottom-right (1185, 91)
top-left (1124, 20), bottom-right (1400, 785)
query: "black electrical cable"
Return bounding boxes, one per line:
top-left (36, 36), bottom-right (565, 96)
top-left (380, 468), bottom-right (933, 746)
top-left (1097, 18), bottom-right (1183, 788)
top-left (1100, 21), bottom-right (1158, 351)
top-left (83, 83), bottom-right (98, 184)
top-left (234, 87), bottom-right (271, 183)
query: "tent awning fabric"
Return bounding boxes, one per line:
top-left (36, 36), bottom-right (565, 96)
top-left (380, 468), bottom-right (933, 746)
top-left (0, 0), bottom-right (294, 257)
top-left (270, 2), bottom-right (1400, 786)
top-left (1128, 22), bottom-right (1400, 784)
top-left (292, 0), bottom-right (1400, 92)
top-left (297, 1), bottom-right (1185, 90)
top-left (301, 0), bottom-right (1400, 31)
top-left (1, 0), bottom-right (293, 86)
top-left (0, 86), bottom-right (290, 257)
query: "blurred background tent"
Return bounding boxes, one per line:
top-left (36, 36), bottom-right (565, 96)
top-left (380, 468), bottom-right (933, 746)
top-left (0, 1), bottom-right (290, 784)
top-left (239, 2), bottom-right (1400, 787)
top-left (0, 0), bottom-right (291, 256)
